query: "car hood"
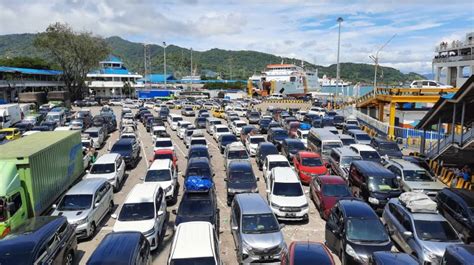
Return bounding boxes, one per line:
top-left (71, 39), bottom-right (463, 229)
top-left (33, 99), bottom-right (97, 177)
top-left (113, 219), bottom-right (155, 233)
top-left (111, 150), bottom-right (132, 158)
top-left (242, 231), bottom-right (284, 250)
top-left (86, 172), bottom-right (115, 180)
top-left (228, 181), bottom-right (257, 191)
top-left (175, 214), bottom-right (214, 227)
top-left (422, 240), bottom-right (462, 257)
top-left (271, 194), bottom-right (307, 207)
top-left (349, 240), bottom-right (392, 259)
top-left (378, 149), bottom-right (403, 158)
top-left (371, 190), bottom-right (402, 200)
top-left (52, 209), bottom-right (90, 223)
top-left (404, 181), bottom-right (445, 191)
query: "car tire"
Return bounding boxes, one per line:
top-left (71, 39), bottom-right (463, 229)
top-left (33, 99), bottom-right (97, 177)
top-left (109, 200), bottom-right (114, 213)
top-left (63, 250), bottom-right (74, 265)
top-left (90, 222), bottom-right (97, 238)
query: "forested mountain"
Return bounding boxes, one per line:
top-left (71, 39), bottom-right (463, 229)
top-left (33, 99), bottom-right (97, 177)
top-left (0, 34), bottom-right (425, 84)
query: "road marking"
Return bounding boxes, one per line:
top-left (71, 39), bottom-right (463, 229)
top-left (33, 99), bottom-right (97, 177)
top-left (174, 141), bottom-right (187, 157)
top-left (216, 194), bottom-right (228, 208)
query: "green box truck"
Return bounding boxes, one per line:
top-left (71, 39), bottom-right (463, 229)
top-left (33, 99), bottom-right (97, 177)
top-left (0, 131), bottom-right (84, 238)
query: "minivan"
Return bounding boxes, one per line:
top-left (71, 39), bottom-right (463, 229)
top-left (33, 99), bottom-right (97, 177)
top-left (307, 128), bottom-right (343, 159)
top-left (225, 160), bottom-right (258, 205)
top-left (0, 216), bottom-right (77, 265)
top-left (143, 159), bottom-right (178, 204)
top-left (85, 153), bottom-right (126, 192)
top-left (347, 129), bottom-right (372, 145)
top-left (349, 161), bottom-right (402, 212)
top-left (87, 231), bottom-right (151, 265)
top-left (85, 127), bottom-right (106, 149)
top-left (231, 193), bottom-right (287, 264)
top-left (52, 178), bottom-right (114, 239)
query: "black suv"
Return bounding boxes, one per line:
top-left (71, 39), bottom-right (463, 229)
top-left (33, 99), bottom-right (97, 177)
top-left (267, 127), bottom-right (289, 150)
top-left (218, 134), bottom-right (238, 154)
top-left (110, 138), bottom-right (140, 168)
top-left (173, 188), bottom-right (220, 234)
top-left (0, 216), bottom-right (77, 265)
top-left (225, 160), bottom-right (258, 205)
top-left (325, 199), bottom-right (393, 265)
top-left (195, 117), bottom-right (207, 129)
top-left (436, 188), bottom-right (474, 243)
top-left (185, 157), bottom-right (214, 179)
top-left (281, 138), bottom-right (306, 162)
top-left (256, 142), bottom-right (279, 170)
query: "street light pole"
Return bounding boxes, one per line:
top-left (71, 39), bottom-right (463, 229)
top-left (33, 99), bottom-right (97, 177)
top-left (370, 34), bottom-right (396, 97)
top-left (163, 42), bottom-right (167, 87)
top-left (336, 17), bottom-right (343, 108)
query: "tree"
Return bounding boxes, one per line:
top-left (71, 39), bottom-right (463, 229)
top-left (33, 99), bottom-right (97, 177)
top-left (34, 22), bottom-right (109, 99)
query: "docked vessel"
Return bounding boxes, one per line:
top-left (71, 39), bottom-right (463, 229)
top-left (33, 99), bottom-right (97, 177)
top-left (318, 74), bottom-right (351, 88)
top-left (249, 63), bottom-right (320, 97)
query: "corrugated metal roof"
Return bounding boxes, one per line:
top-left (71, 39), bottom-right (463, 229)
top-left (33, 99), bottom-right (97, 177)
top-left (0, 131), bottom-right (79, 158)
top-left (0, 66), bottom-right (62, 76)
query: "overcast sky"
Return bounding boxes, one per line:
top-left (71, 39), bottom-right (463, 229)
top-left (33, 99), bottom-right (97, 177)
top-left (1, 0), bottom-right (473, 74)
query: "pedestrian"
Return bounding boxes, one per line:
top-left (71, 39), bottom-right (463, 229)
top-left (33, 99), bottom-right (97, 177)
top-left (462, 165), bottom-right (472, 182)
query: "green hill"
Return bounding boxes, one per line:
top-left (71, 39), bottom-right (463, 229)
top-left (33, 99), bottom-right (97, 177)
top-left (0, 33), bottom-right (425, 84)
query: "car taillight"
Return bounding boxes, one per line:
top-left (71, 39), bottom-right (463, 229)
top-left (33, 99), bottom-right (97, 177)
top-left (1, 226), bottom-right (11, 239)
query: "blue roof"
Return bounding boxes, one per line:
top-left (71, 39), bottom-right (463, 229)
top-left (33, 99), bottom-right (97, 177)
top-left (0, 66), bottom-right (62, 76)
top-left (141, 74), bottom-right (175, 83)
top-left (89, 67), bottom-right (134, 75)
top-left (100, 55), bottom-right (123, 64)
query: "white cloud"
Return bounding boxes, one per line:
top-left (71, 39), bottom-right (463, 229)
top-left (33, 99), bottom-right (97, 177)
top-left (0, 0), bottom-right (472, 74)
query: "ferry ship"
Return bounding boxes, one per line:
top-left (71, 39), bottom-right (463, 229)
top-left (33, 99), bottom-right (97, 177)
top-left (249, 63), bottom-right (320, 97)
top-left (318, 74), bottom-right (351, 88)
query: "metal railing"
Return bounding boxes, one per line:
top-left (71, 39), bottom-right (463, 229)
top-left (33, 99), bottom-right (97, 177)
top-left (427, 126), bottom-right (474, 158)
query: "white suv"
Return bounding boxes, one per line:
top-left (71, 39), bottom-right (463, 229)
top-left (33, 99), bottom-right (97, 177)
top-left (266, 167), bottom-right (309, 221)
top-left (113, 183), bottom-right (167, 251)
top-left (168, 222), bottom-right (221, 264)
top-left (245, 135), bottom-right (266, 156)
top-left (154, 137), bottom-right (174, 152)
top-left (85, 153), bottom-right (125, 192)
top-left (143, 159), bottom-right (178, 204)
top-left (213, 124), bottom-right (231, 142)
top-left (177, 121), bottom-right (192, 139)
top-left (262, 154), bottom-right (291, 183)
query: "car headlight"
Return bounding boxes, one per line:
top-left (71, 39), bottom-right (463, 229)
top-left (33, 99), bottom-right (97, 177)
top-left (271, 202), bottom-right (281, 209)
top-left (368, 197), bottom-right (380, 205)
top-left (75, 217), bottom-right (88, 225)
top-left (143, 227), bottom-right (155, 237)
top-left (300, 203), bottom-right (308, 209)
top-left (424, 248), bottom-right (438, 261)
top-left (242, 240), bottom-right (252, 254)
top-left (391, 245), bottom-right (398, 252)
top-left (345, 244), bottom-right (360, 260)
top-left (279, 241), bottom-right (288, 254)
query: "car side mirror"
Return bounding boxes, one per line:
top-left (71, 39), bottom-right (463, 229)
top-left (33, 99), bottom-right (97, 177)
top-left (158, 210), bottom-right (164, 216)
top-left (94, 202), bottom-right (100, 208)
top-left (224, 178), bottom-right (228, 182)
top-left (256, 177), bottom-right (260, 181)
top-left (85, 170), bottom-right (90, 173)
top-left (172, 209), bottom-right (177, 215)
top-left (231, 225), bottom-right (238, 231)
top-left (52, 204), bottom-right (57, 209)
top-left (402, 231), bottom-right (413, 238)
top-left (185, 156), bottom-right (188, 159)
top-left (111, 213), bottom-right (117, 219)
top-left (325, 163), bottom-right (331, 168)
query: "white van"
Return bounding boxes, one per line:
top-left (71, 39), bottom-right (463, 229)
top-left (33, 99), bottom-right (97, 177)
top-left (167, 114), bottom-right (183, 131)
top-left (307, 128), bottom-right (343, 159)
top-left (168, 222), bottom-right (221, 265)
top-left (46, 110), bottom-right (66, 126)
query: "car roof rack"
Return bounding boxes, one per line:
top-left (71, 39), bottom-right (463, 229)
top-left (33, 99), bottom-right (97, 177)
top-left (399, 192), bottom-right (437, 213)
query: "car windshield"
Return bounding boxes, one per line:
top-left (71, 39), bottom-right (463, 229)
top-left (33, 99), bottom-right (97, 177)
top-left (269, 161), bottom-right (290, 170)
top-left (273, 182), bottom-right (303, 196)
top-left (173, 117), bottom-right (183, 122)
top-left (170, 257), bottom-right (216, 265)
top-left (187, 167), bottom-right (211, 177)
top-left (379, 142), bottom-right (400, 151)
top-left (322, 142), bottom-right (342, 154)
top-left (189, 149), bottom-right (209, 159)
top-left (260, 119), bottom-right (271, 125)
top-left (111, 144), bottom-right (132, 152)
top-left (301, 157), bottom-right (323, 167)
top-left (368, 176), bottom-right (399, 191)
top-left (216, 127), bottom-right (229, 133)
top-left (273, 131), bottom-right (289, 139)
top-left (57, 195), bottom-right (92, 211)
top-left (118, 203), bottom-right (155, 221)
top-left (87, 131), bottom-right (99, 138)
top-left (178, 198), bottom-right (213, 216)
top-left (228, 150), bottom-right (249, 160)
top-left (90, 163), bottom-right (115, 174)
top-left (250, 137), bottom-right (265, 144)
top-left (404, 170), bottom-right (433, 182)
top-left (359, 151), bottom-right (380, 161)
top-left (229, 170), bottom-right (255, 183)
top-left (356, 134), bottom-right (371, 141)
top-left (191, 139), bottom-right (207, 146)
top-left (414, 220), bottom-right (459, 241)
top-left (341, 156), bottom-right (361, 167)
top-left (186, 130), bottom-right (195, 136)
top-left (322, 184), bottom-right (351, 197)
top-left (236, 123), bottom-right (246, 128)
top-left (346, 218), bottom-right (389, 242)
top-left (222, 135), bottom-right (237, 143)
top-left (288, 142), bottom-right (305, 152)
top-left (145, 169), bottom-right (171, 182)
top-left (155, 140), bottom-right (172, 147)
top-left (154, 153), bottom-right (172, 160)
top-left (341, 138), bottom-right (356, 146)
top-left (242, 214), bottom-right (280, 234)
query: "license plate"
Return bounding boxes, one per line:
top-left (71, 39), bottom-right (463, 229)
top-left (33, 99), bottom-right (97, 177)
top-left (261, 256), bottom-right (272, 260)
top-left (286, 213), bottom-right (296, 217)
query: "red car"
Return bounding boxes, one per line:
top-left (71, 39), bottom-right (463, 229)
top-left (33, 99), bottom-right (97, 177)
top-left (309, 175), bottom-right (352, 220)
top-left (150, 149), bottom-right (178, 170)
top-left (282, 241), bottom-right (335, 265)
top-left (293, 151), bottom-right (327, 184)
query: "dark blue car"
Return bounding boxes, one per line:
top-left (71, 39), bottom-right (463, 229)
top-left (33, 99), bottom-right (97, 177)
top-left (185, 157), bottom-right (213, 179)
top-left (187, 145), bottom-right (211, 160)
top-left (110, 138), bottom-right (140, 168)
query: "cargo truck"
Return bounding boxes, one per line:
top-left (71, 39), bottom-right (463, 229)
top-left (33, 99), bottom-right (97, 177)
top-left (0, 104), bottom-right (22, 129)
top-left (0, 131), bottom-right (84, 238)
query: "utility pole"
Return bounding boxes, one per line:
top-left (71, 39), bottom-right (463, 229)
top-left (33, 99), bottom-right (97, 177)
top-left (370, 34), bottom-right (396, 97)
top-left (336, 17), bottom-right (343, 107)
top-left (163, 42), bottom-right (167, 87)
top-left (190, 48), bottom-right (193, 77)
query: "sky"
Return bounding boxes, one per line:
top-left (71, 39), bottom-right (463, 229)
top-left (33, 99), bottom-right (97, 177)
top-left (0, 0), bottom-right (473, 74)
